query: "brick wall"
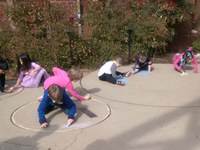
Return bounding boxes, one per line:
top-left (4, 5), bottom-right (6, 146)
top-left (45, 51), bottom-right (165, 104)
top-left (51, 0), bottom-right (79, 28)
top-left (51, 0), bottom-right (78, 16)
top-left (0, 0), bottom-right (79, 20)
top-left (192, 0), bottom-right (200, 20)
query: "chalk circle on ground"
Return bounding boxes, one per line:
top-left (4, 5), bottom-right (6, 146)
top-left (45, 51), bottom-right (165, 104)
top-left (11, 98), bottom-right (111, 132)
top-left (0, 80), bottom-right (24, 99)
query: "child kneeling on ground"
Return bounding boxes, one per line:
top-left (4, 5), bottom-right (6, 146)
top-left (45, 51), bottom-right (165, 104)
top-left (37, 84), bottom-right (76, 128)
top-left (173, 47), bottom-right (198, 75)
top-left (132, 52), bottom-right (152, 74)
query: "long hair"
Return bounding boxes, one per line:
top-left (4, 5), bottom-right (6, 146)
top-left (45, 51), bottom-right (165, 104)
top-left (17, 52), bottom-right (32, 73)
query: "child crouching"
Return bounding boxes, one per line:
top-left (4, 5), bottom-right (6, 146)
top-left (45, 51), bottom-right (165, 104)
top-left (37, 84), bottom-right (76, 128)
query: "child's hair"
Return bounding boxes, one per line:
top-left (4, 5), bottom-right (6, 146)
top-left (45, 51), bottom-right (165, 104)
top-left (138, 52), bottom-right (148, 63)
top-left (0, 60), bottom-right (9, 71)
top-left (17, 52), bottom-right (32, 72)
top-left (68, 66), bottom-right (83, 81)
top-left (139, 52), bottom-right (147, 59)
top-left (115, 57), bottom-right (123, 65)
top-left (183, 50), bottom-right (193, 60)
top-left (48, 84), bottom-right (62, 102)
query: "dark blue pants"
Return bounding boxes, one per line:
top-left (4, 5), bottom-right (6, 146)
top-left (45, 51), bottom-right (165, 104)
top-left (99, 71), bottom-right (125, 84)
top-left (0, 74), bottom-right (5, 92)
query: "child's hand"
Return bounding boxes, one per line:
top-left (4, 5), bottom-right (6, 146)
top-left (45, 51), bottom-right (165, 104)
top-left (84, 94), bottom-right (92, 100)
top-left (40, 122), bottom-right (48, 129)
top-left (67, 119), bottom-right (74, 127)
top-left (29, 70), bottom-right (35, 77)
top-left (181, 72), bottom-right (188, 76)
top-left (0, 70), bottom-right (5, 74)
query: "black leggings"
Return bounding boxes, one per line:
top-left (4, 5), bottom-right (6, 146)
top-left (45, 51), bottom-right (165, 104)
top-left (99, 71), bottom-right (125, 84)
top-left (0, 74), bottom-right (5, 92)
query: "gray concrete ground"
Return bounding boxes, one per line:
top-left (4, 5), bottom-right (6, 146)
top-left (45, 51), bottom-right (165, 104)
top-left (0, 64), bottom-right (200, 150)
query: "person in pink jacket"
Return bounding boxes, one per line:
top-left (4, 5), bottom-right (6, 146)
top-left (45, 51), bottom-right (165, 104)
top-left (173, 47), bottom-right (198, 75)
top-left (42, 67), bottom-right (91, 101)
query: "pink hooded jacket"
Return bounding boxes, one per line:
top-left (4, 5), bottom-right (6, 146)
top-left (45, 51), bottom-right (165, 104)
top-left (173, 47), bottom-right (198, 73)
top-left (44, 67), bottom-right (84, 101)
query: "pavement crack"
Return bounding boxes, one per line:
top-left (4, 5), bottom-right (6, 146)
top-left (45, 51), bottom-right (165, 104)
top-left (64, 129), bottom-right (83, 149)
top-left (1, 141), bottom-right (38, 149)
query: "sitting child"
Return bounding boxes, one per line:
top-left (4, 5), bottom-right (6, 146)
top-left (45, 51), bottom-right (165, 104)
top-left (0, 60), bottom-right (9, 93)
top-left (173, 47), bottom-right (198, 75)
top-left (5, 52), bottom-right (50, 93)
top-left (98, 57), bottom-right (131, 86)
top-left (132, 52), bottom-right (152, 74)
top-left (38, 84), bottom-right (77, 128)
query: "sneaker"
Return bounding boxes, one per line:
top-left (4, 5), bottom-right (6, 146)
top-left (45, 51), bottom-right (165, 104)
top-left (116, 81), bottom-right (125, 86)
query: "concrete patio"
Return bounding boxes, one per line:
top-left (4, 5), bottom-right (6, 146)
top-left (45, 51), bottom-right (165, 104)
top-left (0, 64), bottom-right (200, 150)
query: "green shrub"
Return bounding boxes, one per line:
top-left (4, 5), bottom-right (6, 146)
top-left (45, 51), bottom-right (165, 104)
top-left (83, 0), bottom-right (194, 60)
top-left (193, 39), bottom-right (200, 53)
top-left (0, 0), bottom-right (107, 74)
top-left (0, 0), bottom-right (195, 77)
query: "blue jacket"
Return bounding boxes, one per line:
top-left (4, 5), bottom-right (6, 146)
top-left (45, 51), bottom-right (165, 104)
top-left (37, 88), bottom-right (77, 124)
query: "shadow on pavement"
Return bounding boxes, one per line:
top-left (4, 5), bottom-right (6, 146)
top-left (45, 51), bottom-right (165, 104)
top-left (85, 98), bottom-right (200, 150)
top-left (0, 124), bottom-right (59, 150)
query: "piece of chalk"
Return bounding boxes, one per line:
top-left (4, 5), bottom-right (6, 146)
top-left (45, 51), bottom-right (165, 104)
top-left (66, 122), bottom-right (71, 127)
top-left (181, 72), bottom-right (188, 76)
top-left (62, 122), bottom-right (71, 128)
